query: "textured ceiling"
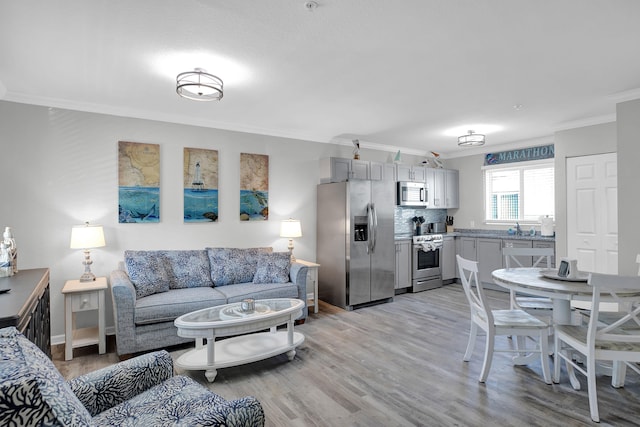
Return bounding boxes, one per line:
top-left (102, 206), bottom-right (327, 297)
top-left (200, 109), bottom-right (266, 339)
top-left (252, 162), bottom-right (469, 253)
top-left (1, 0), bottom-right (640, 157)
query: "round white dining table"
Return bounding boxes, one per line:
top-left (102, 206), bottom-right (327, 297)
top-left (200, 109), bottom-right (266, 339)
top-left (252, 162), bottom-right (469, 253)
top-left (491, 267), bottom-right (593, 325)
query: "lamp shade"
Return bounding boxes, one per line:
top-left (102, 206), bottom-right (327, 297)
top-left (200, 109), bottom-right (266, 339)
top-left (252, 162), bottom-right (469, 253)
top-left (70, 223), bottom-right (106, 249)
top-left (280, 219), bottom-right (302, 238)
top-left (458, 130), bottom-right (485, 147)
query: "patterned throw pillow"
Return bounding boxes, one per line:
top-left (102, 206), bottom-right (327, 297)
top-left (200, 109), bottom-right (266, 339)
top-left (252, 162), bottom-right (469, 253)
top-left (207, 247), bottom-right (272, 286)
top-left (253, 251), bottom-right (291, 284)
top-left (124, 251), bottom-right (172, 298)
top-left (163, 250), bottom-right (212, 289)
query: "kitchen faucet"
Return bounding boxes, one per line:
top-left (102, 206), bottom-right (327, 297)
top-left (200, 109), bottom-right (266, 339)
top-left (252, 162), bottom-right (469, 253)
top-left (516, 222), bottom-right (522, 236)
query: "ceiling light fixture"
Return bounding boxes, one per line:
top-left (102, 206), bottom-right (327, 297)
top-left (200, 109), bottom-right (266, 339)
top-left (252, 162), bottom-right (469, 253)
top-left (458, 130), bottom-right (485, 147)
top-left (176, 68), bottom-right (223, 101)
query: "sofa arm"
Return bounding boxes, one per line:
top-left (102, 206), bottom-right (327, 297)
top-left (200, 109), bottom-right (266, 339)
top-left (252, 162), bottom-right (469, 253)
top-left (290, 262), bottom-right (309, 319)
top-left (110, 269), bottom-right (137, 355)
top-left (175, 395), bottom-right (265, 427)
top-left (68, 350), bottom-right (174, 416)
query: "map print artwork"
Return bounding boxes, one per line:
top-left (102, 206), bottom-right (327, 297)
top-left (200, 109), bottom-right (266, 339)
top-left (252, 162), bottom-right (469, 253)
top-left (239, 153), bottom-right (269, 221)
top-left (118, 141), bottom-right (160, 223)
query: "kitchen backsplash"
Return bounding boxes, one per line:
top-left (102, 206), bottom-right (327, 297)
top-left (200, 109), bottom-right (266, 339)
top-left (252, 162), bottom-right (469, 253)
top-left (394, 207), bottom-right (447, 235)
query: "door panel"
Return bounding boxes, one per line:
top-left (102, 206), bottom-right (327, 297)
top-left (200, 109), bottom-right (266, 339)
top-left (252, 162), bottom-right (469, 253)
top-left (370, 179), bottom-right (395, 301)
top-left (348, 180), bottom-right (371, 306)
top-left (567, 153), bottom-right (617, 274)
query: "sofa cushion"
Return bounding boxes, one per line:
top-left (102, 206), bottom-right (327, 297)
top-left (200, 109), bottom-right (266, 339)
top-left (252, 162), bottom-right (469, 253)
top-left (253, 251), bottom-right (291, 284)
top-left (162, 250), bottom-right (212, 289)
top-left (207, 247), bottom-right (272, 286)
top-left (0, 327), bottom-right (93, 426)
top-left (124, 250), bottom-right (172, 298)
top-left (134, 287), bottom-right (228, 325)
top-left (215, 282), bottom-right (299, 302)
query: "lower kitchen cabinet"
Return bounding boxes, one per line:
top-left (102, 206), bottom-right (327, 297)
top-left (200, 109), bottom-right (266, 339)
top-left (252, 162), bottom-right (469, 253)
top-left (395, 240), bottom-right (411, 289)
top-left (533, 241), bottom-right (556, 267)
top-left (441, 236), bottom-right (456, 283)
top-left (477, 239), bottom-right (504, 290)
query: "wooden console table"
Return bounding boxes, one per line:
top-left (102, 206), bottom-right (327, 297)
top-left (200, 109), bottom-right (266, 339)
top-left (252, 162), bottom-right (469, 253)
top-left (0, 268), bottom-right (51, 357)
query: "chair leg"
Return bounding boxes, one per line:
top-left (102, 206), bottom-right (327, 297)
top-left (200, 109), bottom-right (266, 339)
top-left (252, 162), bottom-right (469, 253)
top-left (515, 335), bottom-right (526, 360)
top-left (539, 330), bottom-right (552, 384)
top-left (587, 356), bottom-right (600, 423)
top-left (463, 321), bottom-right (477, 362)
top-left (479, 331), bottom-right (495, 383)
top-left (553, 335), bottom-right (561, 384)
top-left (612, 361), bottom-right (627, 388)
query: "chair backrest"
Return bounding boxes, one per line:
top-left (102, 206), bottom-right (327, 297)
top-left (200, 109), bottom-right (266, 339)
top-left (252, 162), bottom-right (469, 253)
top-left (503, 246), bottom-right (553, 269)
top-left (457, 255), bottom-right (493, 328)
top-left (587, 273), bottom-right (640, 346)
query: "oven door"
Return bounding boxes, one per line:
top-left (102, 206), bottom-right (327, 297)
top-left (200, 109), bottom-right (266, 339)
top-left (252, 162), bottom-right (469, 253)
top-left (412, 245), bottom-right (441, 280)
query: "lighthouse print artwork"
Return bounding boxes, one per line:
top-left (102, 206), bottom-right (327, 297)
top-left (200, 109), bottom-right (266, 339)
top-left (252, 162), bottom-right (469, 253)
top-left (184, 147), bottom-right (219, 222)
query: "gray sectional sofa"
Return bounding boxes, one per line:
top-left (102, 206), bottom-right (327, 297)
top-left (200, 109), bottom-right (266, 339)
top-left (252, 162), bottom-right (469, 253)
top-left (110, 247), bottom-right (308, 356)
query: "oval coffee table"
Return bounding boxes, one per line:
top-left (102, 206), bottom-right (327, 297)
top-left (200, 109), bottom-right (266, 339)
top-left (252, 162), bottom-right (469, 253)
top-left (174, 298), bottom-right (305, 382)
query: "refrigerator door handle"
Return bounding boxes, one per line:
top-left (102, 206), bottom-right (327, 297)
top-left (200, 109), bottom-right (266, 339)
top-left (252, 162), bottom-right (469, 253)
top-left (371, 203), bottom-right (378, 253)
top-left (366, 203), bottom-right (373, 254)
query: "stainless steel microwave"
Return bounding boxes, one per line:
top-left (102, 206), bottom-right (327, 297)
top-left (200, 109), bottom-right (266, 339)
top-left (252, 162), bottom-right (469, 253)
top-left (397, 181), bottom-right (428, 207)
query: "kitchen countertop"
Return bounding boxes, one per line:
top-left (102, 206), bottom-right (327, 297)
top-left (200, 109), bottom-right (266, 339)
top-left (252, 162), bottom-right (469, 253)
top-left (395, 229), bottom-right (555, 242)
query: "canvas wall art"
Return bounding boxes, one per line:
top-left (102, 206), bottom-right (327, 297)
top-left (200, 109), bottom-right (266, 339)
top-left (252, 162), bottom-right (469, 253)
top-left (239, 153), bottom-right (269, 221)
top-left (118, 141), bottom-right (160, 223)
top-left (184, 147), bottom-right (219, 222)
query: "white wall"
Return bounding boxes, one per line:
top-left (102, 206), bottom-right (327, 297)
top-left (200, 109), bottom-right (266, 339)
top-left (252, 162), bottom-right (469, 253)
top-left (617, 98), bottom-right (640, 275)
top-left (553, 122), bottom-right (617, 262)
top-left (0, 100), bottom-right (421, 339)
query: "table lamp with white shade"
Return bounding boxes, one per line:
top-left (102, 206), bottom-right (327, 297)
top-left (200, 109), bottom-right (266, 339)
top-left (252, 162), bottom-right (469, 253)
top-left (280, 219), bottom-right (302, 262)
top-left (70, 222), bottom-right (106, 282)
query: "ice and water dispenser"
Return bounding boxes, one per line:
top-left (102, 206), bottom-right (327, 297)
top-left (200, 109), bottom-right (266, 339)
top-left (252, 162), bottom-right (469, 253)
top-left (354, 216), bottom-right (368, 241)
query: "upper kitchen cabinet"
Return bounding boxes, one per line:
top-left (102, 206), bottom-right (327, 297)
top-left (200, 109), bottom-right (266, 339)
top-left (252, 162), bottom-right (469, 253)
top-left (320, 157), bottom-right (393, 182)
top-left (395, 164), bottom-right (427, 182)
top-left (426, 168), bottom-right (459, 209)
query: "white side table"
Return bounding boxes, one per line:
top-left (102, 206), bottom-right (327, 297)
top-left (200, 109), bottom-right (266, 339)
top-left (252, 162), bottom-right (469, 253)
top-left (295, 259), bottom-right (320, 314)
top-left (62, 277), bottom-right (107, 361)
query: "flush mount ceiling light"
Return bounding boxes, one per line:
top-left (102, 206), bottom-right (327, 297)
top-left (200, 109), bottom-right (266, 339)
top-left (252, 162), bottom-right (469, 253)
top-left (458, 130), bottom-right (485, 147)
top-left (176, 68), bottom-right (223, 101)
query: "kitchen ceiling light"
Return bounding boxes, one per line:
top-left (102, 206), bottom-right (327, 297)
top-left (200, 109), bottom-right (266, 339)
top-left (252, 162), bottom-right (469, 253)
top-left (176, 68), bottom-right (223, 101)
top-left (458, 130), bottom-right (485, 147)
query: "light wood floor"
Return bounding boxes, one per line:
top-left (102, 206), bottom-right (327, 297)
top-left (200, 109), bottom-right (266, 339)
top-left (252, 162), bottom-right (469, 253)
top-left (53, 285), bottom-right (640, 426)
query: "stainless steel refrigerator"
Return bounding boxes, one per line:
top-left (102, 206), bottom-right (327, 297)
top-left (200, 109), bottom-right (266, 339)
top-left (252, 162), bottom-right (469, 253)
top-left (317, 180), bottom-right (395, 310)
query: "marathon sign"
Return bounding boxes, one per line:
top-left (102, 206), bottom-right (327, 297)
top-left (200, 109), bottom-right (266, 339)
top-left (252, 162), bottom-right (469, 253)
top-left (484, 144), bottom-right (554, 166)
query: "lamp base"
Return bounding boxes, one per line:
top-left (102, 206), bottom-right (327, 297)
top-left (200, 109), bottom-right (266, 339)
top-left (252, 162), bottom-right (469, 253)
top-left (79, 249), bottom-right (96, 282)
top-left (288, 240), bottom-right (296, 262)
top-left (79, 272), bottom-right (97, 282)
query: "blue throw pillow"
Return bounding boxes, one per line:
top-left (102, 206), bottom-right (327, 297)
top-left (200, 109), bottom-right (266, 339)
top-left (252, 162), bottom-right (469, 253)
top-left (124, 251), bottom-right (172, 298)
top-left (253, 251), bottom-right (291, 284)
top-left (207, 247), bottom-right (273, 286)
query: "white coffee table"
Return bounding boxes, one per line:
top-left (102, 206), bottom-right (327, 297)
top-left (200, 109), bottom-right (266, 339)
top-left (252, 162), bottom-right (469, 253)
top-left (174, 298), bottom-right (305, 382)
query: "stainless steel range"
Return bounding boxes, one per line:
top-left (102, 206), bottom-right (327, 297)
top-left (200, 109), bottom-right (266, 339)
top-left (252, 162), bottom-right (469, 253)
top-left (411, 234), bottom-right (443, 292)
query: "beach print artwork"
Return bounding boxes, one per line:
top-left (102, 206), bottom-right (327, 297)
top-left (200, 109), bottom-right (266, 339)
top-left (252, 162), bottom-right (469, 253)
top-left (239, 153), bottom-right (269, 221)
top-left (118, 141), bottom-right (160, 223)
top-left (184, 147), bottom-right (219, 222)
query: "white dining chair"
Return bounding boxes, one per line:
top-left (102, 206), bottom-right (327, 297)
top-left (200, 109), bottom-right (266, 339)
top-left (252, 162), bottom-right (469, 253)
top-left (503, 246), bottom-right (554, 314)
top-left (457, 255), bottom-right (552, 384)
top-left (553, 272), bottom-right (640, 423)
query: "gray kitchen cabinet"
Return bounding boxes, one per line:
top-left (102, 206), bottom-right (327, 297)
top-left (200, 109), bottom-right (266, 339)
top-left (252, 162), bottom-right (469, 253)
top-left (457, 237), bottom-right (477, 262)
top-left (396, 164), bottom-right (427, 182)
top-left (319, 157), bottom-right (370, 182)
top-left (370, 161), bottom-right (396, 181)
top-left (444, 169), bottom-right (459, 208)
top-left (441, 236), bottom-right (456, 283)
top-left (426, 168), bottom-right (459, 209)
top-left (502, 239), bottom-right (533, 267)
top-left (395, 240), bottom-right (411, 289)
top-left (533, 241), bottom-right (556, 267)
top-left (477, 238), bottom-right (504, 290)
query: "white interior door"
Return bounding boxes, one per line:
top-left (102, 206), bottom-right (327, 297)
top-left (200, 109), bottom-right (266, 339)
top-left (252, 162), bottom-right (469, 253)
top-left (566, 153), bottom-right (618, 274)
